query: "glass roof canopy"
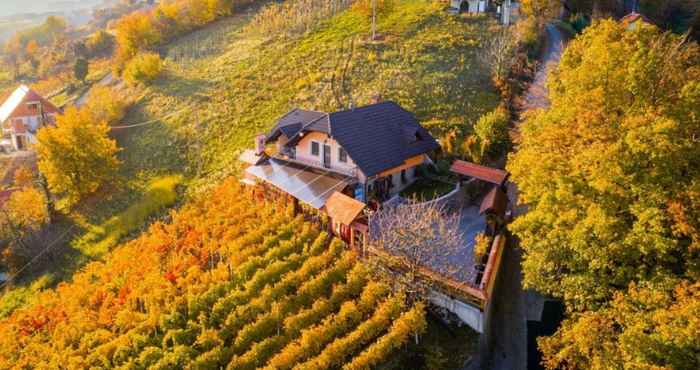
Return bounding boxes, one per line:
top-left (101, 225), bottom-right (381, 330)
top-left (245, 158), bottom-right (351, 209)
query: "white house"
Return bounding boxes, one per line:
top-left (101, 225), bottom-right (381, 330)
top-left (0, 85), bottom-right (60, 152)
top-left (450, 0), bottom-right (519, 25)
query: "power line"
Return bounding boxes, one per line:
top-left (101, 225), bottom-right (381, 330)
top-left (110, 107), bottom-right (192, 130)
top-left (0, 223), bottom-right (77, 290)
top-left (110, 119), bottom-right (161, 129)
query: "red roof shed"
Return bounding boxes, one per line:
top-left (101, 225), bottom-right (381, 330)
top-left (450, 160), bottom-right (509, 186)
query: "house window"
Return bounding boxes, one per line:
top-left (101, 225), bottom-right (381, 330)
top-left (311, 141), bottom-right (320, 156)
top-left (401, 169), bottom-right (407, 184)
top-left (338, 147), bottom-right (347, 163)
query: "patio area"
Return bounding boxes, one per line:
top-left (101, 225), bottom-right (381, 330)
top-left (423, 203), bottom-right (487, 287)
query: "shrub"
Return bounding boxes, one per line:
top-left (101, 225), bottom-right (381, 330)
top-left (86, 30), bottom-right (116, 57)
top-left (84, 86), bottom-right (128, 125)
top-left (473, 232), bottom-right (491, 263)
top-left (514, 16), bottom-right (540, 59)
top-left (473, 104), bottom-right (510, 159)
top-left (123, 52), bottom-right (163, 85)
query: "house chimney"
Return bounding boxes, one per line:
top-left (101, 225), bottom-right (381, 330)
top-left (371, 93), bottom-right (382, 104)
top-left (255, 133), bottom-right (266, 156)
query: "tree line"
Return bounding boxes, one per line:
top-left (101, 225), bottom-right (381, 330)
top-left (508, 19), bottom-right (700, 369)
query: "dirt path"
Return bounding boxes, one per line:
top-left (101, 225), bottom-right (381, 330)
top-left (0, 152), bottom-right (36, 188)
top-left (74, 72), bottom-right (114, 107)
top-left (521, 25), bottom-right (566, 110)
top-left (477, 24), bottom-right (569, 370)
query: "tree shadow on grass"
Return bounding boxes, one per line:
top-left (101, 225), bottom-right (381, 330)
top-left (153, 70), bottom-right (214, 101)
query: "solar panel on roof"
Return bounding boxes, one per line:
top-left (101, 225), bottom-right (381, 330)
top-left (245, 159), bottom-right (350, 209)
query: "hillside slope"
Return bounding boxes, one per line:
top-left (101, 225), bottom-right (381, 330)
top-left (121, 0), bottom-right (500, 185)
top-left (0, 179), bottom-right (429, 368)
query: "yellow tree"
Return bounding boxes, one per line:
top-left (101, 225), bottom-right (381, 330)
top-left (539, 279), bottom-right (700, 369)
top-left (36, 107), bottom-right (120, 206)
top-left (3, 188), bottom-right (48, 232)
top-left (84, 86), bottom-right (127, 125)
top-left (508, 19), bottom-right (700, 369)
top-left (114, 11), bottom-right (161, 69)
top-left (12, 166), bottom-right (34, 188)
top-left (521, 0), bottom-right (560, 27)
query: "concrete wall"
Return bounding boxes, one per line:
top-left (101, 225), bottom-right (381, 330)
top-left (430, 290), bottom-right (484, 333)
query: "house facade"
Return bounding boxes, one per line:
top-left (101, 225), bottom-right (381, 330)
top-left (0, 85), bottom-right (59, 152)
top-left (450, 0), bottom-right (519, 25)
top-left (241, 101), bottom-right (440, 246)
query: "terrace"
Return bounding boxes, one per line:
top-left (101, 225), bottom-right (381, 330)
top-left (367, 160), bottom-right (510, 332)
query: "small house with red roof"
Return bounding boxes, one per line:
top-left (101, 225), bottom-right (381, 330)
top-left (0, 85), bottom-right (60, 152)
top-left (621, 12), bottom-right (653, 30)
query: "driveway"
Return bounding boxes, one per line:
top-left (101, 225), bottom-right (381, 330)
top-left (472, 24), bottom-right (569, 370)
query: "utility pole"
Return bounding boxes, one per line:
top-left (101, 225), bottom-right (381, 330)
top-left (371, 0), bottom-right (377, 40)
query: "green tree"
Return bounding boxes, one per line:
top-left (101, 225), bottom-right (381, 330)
top-left (36, 107), bottom-right (121, 206)
top-left (507, 19), bottom-right (700, 368)
top-left (74, 58), bottom-right (88, 83)
top-left (123, 52), bottom-right (163, 85)
top-left (473, 104), bottom-right (510, 159)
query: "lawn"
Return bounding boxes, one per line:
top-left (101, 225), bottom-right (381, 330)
top-left (71, 175), bottom-right (183, 258)
top-left (401, 177), bottom-right (457, 201)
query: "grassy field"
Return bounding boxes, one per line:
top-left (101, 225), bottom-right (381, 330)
top-left (72, 175), bottom-right (183, 258)
top-left (124, 0), bottom-right (500, 185)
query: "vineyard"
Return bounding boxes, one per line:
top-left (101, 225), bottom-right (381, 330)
top-left (0, 179), bottom-right (429, 369)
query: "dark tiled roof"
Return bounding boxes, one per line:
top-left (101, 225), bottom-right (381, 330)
top-left (267, 108), bottom-right (325, 142)
top-left (328, 101), bottom-right (439, 177)
top-left (279, 122), bottom-right (302, 138)
top-left (305, 114), bottom-right (330, 133)
top-left (271, 101), bottom-right (439, 177)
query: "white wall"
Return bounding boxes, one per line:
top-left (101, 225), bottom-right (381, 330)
top-left (295, 131), bottom-right (359, 175)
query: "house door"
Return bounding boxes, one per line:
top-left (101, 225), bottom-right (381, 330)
top-left (323, 144), bottom-right (331, 168)
top-left (15, 136), bottom-right (24, 150)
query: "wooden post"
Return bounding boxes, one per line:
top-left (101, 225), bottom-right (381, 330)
top-left (349, 227), bottom-right (355, 249)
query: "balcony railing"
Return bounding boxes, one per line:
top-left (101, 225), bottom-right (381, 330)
top-left (274, 153), bottom-right (359, 178)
